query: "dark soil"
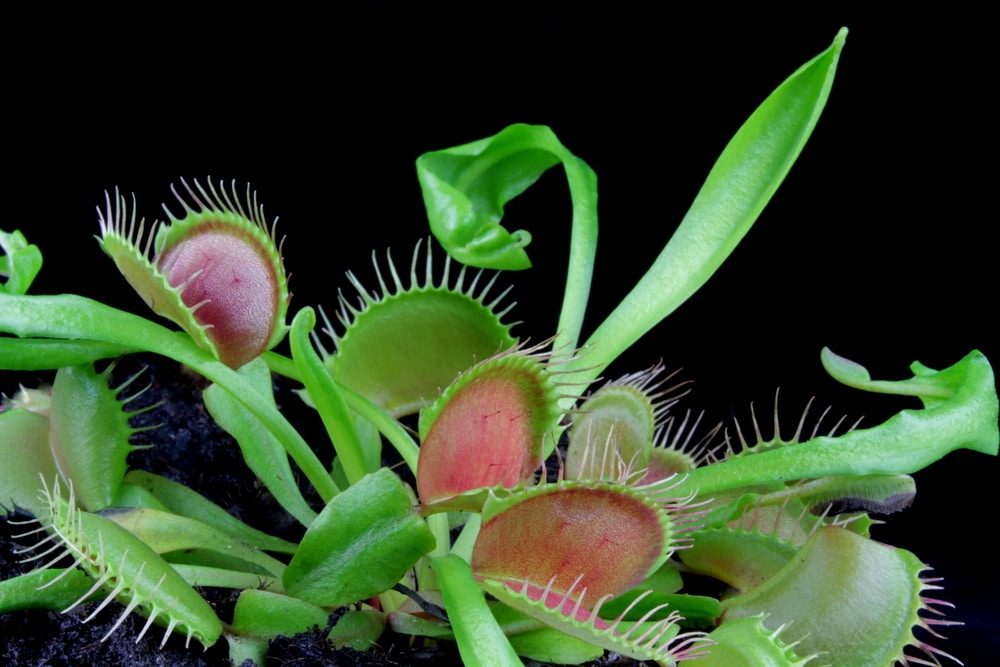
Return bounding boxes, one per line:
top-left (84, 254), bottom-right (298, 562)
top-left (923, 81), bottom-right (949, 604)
top-left (0, 354), bottom-right (651, 667)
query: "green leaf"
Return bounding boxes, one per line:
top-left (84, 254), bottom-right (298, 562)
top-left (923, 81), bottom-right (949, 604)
top-left (697, 616), bottom-right (816, 667)
top-left (431, 554), bottom-right (525, 667)
top-left (676, 350), bottom-right (999, 498)
top-left (722, 527), bottom-right (937, 667)
top-left (0, 568), bottom-right (94, 613)
top-left (599, 591), bottom-right (721, 626)
top-left (0, 408), bottom-right (59, 515)
top-left (203, 358), bottom-right (318, 527)
top-left (0, 338), bottom-right (131, 370)
top-left (123, 470), bottom-right (296, 554)
top-left (48, 363), bottom-right (137, 512)
top-left (0, 229), bottom-right (42, 295)
top-left (417, 123), bottom-right (598, 351)
top-left (230, 588), bottom-right (329, 638)
top-left (290, 307), bottom-right (370, 487)
top-left (0, 292), bottom-right (338, 503)
top-left (231, 589), bottom-right (386, 649)
top-left (505, 625), bottom-right (603, 664)
top-left (101, 506), bottom-right (288, 580)
top-left (567, 28), bottom-right (848, 386)
top-left (283, 468), bottom-right (435, 607)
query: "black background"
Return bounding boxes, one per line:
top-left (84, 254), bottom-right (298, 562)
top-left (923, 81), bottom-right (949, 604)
top-left (6, 7), bottom-right (996, 663)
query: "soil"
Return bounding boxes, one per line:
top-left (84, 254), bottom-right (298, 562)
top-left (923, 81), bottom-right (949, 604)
top-left (0, 354), bottom-right (652, 667)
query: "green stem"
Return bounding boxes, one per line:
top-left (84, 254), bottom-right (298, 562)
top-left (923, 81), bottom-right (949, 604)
top-left (262, 349), bottom-right (299, 381)
top-left (265, 350), bottom-right (422, 475)
top-left (0, 338), bottom-right (132, 369)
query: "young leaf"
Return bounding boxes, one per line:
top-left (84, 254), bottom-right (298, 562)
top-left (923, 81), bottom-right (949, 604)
top-left (203, 358), bottom-right (318, 526)
top-left (290, 307), bottom-right (369, 487)
top-left (0, 229), bottom-right (42, 295)
top-left (416, 123), bottom-right (598, 352)
top-left (565, 365), bottom-right (679, 483)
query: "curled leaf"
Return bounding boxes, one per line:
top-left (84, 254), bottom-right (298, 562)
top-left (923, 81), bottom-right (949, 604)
top-left (416, 123), bottom-right (597, 272)
top-left (0, 229), bottom-right (42, 295)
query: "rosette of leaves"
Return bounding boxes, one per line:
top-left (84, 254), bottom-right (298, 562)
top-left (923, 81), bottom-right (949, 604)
top-left (98, 179), bottom-right (290, 369)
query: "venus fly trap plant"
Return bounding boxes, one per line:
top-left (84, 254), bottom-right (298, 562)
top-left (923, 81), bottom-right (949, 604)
top-left (1, 28), bottom-right (997, 666)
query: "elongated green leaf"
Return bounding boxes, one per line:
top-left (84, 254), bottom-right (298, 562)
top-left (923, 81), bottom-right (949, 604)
top-left (0, 338), bottom-right (131, 370)
top-left (0, 568), bottom-right (96, 613)
top-left (101, 506), bottom-right (288, 580)
top-left (569, 28), bottom-right (848, 385)
top-left (283, 468), bottom-right (434, 606)
top-left (123, 470), bottom-right (296, 554)
top-left (203, 358), bottom-right (318, 527)
top-left (0, 293), bottom-right (338, 502)
top-left (675, 350), bottom-right (998, 498)
top-left (431, 554), bottom-right (525, 667)
top-left (290, 307), bottom-right (370, 486)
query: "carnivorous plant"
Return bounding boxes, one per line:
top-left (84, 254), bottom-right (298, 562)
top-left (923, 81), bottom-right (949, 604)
top-left (1, 28), bottom-right (997, 667)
